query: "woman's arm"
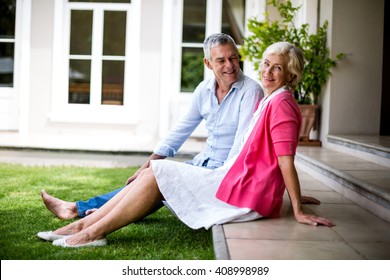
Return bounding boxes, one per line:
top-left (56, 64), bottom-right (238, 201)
top-left (277, 155), bottom-right (335, 227)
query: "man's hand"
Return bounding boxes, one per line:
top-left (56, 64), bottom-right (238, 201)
top-left (125, 153), bottom-right (166, 186)
top-left (126, 171), bottom-right (142, 186)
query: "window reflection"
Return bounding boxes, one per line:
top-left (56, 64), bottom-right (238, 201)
top-left (180, 48), bottom-right (204, 92)
top-left (68, 60), bottom-right (91, 104)
top-left (222, 0), bottom-right (245, 45)
top-left (101, 60), bottom-right (124, 105)
top-left (0, 43), bottom-right (14, 87)
top-left (182, 0), bottom-right (206, 43)
top-left (69, 10), bottom-right (92, 103)
top-left (103, 11), bottom-right (126, 56)
top-left (0, 0), bottom-right (15, 38)
top-left (0, 0), bottom-right (16, 87)
top-left (222, 0), bottom-right (245, 70)
top-left (70, 10), bottom-right (93, 55)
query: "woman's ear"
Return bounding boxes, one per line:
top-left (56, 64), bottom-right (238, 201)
top-left (288, 73), bottom-right (296, 83)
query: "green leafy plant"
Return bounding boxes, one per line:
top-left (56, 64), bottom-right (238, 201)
top-left (240, 0), bottom-right (344, 104)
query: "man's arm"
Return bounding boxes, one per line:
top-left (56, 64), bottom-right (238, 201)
top-left (153, 87), bottom-right (204, 158)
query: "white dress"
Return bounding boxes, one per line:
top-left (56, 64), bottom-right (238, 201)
top-left (151, 160), bottom-right (260, 229)
top-left (151, 88), bottom-right (287, 230)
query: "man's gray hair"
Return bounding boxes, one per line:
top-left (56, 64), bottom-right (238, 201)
top-left (203, 33), bottom-right (238, 61)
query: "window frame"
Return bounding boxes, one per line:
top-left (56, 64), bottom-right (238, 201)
top-left (49, 0), bottom-right (141, 125)
top-left (0, 0), bottom-right (25, 130)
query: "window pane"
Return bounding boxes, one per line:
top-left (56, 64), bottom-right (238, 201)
top-left (222, 0), bottom-right (245, 45)
top-left (103, 11), bottom-right (126, 56)
top-left (102, 60), bottom-right (124, 105)
top-left (69, 0), bottom-right (130, 3)
top-left (180, 47), bottom-right (204, 92)
top-left (70, 10), bottom-right (93, 55)
top-left (182, 0), bottom-right (206, 43)
top-left (0, 0), bottom-right (16, 39)
top-left (0, 43), bottom-right (14, 87)
top-left (68, 59), bottom-right (91, 104)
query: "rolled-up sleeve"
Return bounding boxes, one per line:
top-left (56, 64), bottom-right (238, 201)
top-left (154, 88), bottom-right (204, 157)
top-left (270, 99), bottom-right (300, 156)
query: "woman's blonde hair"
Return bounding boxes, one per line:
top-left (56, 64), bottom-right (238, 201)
top-left (261, 42), bottom-right (305, 91)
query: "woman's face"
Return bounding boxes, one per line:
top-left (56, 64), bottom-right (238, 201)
top-left (261, 53), bottom-right (290, 94)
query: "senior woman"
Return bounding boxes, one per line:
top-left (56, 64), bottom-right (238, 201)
top-left (38, 42), bottom-right (334, 248)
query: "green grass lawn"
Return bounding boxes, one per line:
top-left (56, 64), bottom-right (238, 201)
top-left (0, 163), bottom-right (214, 260)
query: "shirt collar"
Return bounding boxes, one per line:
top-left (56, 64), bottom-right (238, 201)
top-left (265, 86), bottom-right (289, 98)
top-left (207, 70), bottom-right (245, 93)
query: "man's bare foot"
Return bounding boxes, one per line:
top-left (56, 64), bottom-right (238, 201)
top-left (41, 190), bottom-right (78, 220)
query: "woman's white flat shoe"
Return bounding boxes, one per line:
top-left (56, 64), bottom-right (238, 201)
top-left (52, 237), bottom-right (107, 248)
top-left (37, 231), bottom-right (71, 241)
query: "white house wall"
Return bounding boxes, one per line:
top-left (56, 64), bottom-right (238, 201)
top-left (320, 0), bottom-right (384, 144)
top-left (135, 0), bottom-right (164, 146)
top-left (29, 0), bottom-right (54, 137)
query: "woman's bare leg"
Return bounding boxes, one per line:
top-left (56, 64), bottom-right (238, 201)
top-left (52, 169), bottom-right (152, 236)
top-left (59, 168), bottom-right (163, 245)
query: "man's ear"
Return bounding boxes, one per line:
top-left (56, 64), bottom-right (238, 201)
top-left (204, 58), bottom-right (213, 70)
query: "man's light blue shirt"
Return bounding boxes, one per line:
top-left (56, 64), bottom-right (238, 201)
top-left (154, 71), bottom-right (263, 169)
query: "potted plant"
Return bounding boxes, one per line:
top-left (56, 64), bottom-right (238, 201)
top-left (240, 0), bottom-right (344, 143)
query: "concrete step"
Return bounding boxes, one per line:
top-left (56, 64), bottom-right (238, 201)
top-left (327, 134), bottom-right (390, 167)
top-left (296, 144), bottom-right (390, 223)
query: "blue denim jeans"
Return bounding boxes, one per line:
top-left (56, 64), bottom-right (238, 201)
top-left (76, 187), bottom-right (123, 217)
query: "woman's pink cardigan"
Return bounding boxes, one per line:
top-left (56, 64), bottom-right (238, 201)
top-left (216, 90), bottom-right (301, 218)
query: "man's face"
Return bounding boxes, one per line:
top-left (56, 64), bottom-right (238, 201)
top-left (204, 43), bottom-right (240, 87)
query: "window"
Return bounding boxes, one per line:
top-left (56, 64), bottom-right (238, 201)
top-left (50, 0), bottom-right (140, 124)
top-left (180, 0), bottom-right (206, 92)
top-left (180, 0), bottom-right (246, 93)
top-left (0, 0), bottom-right (16, 87)
top-left (68, 2), bottom-right (128, 106)
top-left (221, 0), bottom-right (245, 45)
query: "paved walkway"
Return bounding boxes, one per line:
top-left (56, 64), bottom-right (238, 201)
top-left (0, 148), bottom-right (151, 167)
